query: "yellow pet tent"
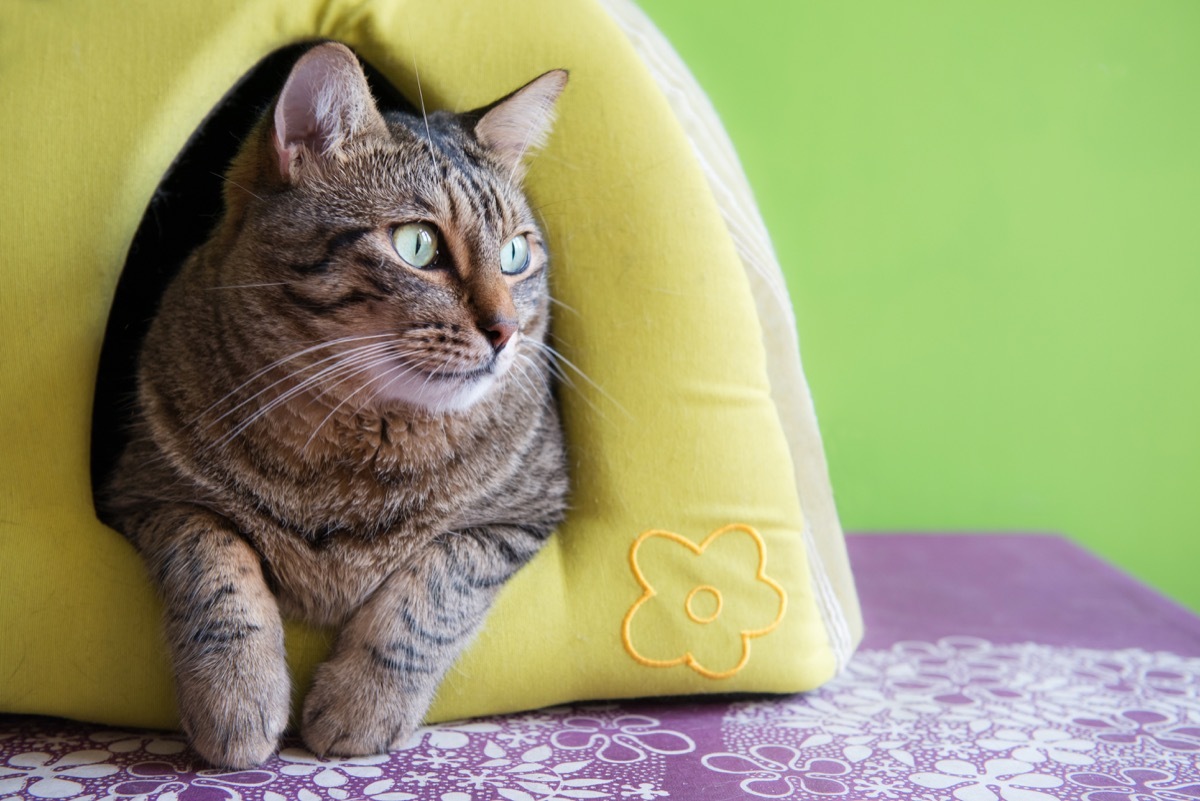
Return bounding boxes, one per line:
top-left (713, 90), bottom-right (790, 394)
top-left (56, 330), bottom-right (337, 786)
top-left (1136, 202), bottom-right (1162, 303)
top-left (0, 0), bottom-right (860, 728)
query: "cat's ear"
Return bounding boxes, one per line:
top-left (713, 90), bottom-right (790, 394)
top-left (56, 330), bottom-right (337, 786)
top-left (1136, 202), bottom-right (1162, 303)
top-left (272, 42), bottom-right (387, 182)
top-left (470, 70), bottom-right (569, 176)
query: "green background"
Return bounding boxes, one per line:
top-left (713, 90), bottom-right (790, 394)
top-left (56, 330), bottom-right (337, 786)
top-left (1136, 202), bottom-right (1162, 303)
top-left (634, 0), bottom-right (1200, 611)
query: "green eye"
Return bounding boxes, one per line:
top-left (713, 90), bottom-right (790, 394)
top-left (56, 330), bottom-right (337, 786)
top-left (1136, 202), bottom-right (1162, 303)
top-left (392, 222), bottom-right (438, 268)
top-left (500, 234), bottom-right (531, 275)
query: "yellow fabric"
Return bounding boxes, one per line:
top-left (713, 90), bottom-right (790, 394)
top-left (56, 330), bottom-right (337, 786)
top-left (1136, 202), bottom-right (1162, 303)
top-left (0, 0), bottom-right (837, 728)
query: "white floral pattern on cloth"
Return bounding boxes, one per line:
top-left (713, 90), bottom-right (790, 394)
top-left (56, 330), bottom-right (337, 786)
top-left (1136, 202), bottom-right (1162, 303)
top-left (549, 715), bottom-right (696, 764)
top-left (0, 638), bottom-right (1197, 801)
top-left (0, 705), bottom-right (678, 801)
top-left (709, 638), bottom-right (1200, 800)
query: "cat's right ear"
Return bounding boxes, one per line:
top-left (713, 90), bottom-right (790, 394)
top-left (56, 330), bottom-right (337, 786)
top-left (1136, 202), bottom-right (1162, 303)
top-left (469, 70), bottom-right (569, 177)
top-left (272, 42), bottom-right (387, 182)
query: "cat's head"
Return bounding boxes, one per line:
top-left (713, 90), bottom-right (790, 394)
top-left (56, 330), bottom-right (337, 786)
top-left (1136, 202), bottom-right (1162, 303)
top-left (214, 42), bottom-right (566, 413)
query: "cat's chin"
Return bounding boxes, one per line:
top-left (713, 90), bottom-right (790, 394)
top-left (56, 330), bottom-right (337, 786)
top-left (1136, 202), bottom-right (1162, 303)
top-left (363, 342), bottom-right (521, 415)
top-left (366, 363), bottom-right (503, 415)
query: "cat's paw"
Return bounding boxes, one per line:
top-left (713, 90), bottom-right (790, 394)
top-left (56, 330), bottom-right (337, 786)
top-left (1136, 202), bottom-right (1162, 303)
top-left (300, 653), bottom-right (426, 758)
top-left (177, 659), bottom-right (291, 769)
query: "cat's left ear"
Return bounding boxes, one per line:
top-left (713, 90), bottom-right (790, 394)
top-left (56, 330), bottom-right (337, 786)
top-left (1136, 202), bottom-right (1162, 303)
top-left (469, 70), bottom-right (569, 176)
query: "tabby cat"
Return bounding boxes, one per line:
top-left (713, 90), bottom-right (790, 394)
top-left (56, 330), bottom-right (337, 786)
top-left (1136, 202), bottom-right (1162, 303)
top-left (100, 42), bottom-right (570, 769)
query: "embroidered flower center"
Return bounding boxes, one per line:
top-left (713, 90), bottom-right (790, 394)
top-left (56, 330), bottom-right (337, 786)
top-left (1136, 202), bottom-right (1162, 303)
top-left (685, 585), bottom-right (723, 624)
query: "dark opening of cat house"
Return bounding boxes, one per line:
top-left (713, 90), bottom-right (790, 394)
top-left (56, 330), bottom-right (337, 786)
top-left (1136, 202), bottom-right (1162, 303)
top-left (90, 42), bottom-right (418, 503)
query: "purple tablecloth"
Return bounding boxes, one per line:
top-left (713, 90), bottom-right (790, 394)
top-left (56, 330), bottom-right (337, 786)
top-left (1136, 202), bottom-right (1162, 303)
top-left (3, 534), bottom-right (1199, 800)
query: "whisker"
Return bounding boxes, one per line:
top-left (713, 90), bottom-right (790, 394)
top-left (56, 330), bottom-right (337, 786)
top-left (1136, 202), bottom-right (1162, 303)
top-left (303, 359), bottom-right (421, 451)
top-left (208, 342), bottom-right (403, 448)
top-left (224, 341), bottom-right (436, 451)
top-left (509, 354), bottom-right (548, 410)
top-left (302, 345), bottom-right (434, 411)
top-left (350, 361), bottom-right (420, 419)
top-left (412, 56), bottom-right (436, 168)
top-left (195, 332), bottom-right (396, 421)
top-left (504, 355), bottom-right (536, 403)
top-left (524, 353), bottom-right (553, 391)
top-left (203, 282), bottom-right (289, 291)
top-left (526, 339), bottom-right (630, 418)
top-left (201, 338), bottom-right (397, 429)
top-left (415, 355), bottom-right (451, 401)
top-left (547, 296), bottom-right (579, 317)
top-left (518, 345), bottom-right (607, 420)
top-left (212, 171), bottom-right (264, 201)
top-left (303, 344), bottom-right (415, 400)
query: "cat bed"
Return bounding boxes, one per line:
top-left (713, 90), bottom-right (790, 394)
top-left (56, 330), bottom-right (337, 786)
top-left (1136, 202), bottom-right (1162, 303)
top-left (0, 0), bottom-right (860, 728)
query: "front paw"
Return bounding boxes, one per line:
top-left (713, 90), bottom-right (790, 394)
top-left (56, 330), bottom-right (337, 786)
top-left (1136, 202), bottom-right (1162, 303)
top-left (301, 651), bottom-right (428, 757)
top-left (178, 660), bottom-right (290, 769)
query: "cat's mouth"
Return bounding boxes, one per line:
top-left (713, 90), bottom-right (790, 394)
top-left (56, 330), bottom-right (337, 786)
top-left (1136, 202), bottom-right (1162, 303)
top-left (410, 362), bottom-right (495, 382)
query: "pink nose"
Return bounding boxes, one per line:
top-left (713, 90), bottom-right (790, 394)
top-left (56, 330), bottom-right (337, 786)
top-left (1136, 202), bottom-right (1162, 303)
top-left (481, 317), bottom-right (518, 353)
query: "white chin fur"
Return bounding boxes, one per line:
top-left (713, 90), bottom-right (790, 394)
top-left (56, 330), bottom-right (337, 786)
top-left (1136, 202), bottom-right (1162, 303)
top-left (367, 349), bottom-right (515, 414)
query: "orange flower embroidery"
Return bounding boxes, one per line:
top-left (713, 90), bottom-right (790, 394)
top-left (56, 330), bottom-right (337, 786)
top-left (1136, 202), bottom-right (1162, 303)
top-left (621, 524), bottom-right (788, 679)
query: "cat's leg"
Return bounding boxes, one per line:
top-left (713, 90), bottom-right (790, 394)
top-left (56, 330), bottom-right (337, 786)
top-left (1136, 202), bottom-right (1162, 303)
top-left (140, 508), bottom-right (290, 769)
top-left (301, 524), bottom-right (550, 757)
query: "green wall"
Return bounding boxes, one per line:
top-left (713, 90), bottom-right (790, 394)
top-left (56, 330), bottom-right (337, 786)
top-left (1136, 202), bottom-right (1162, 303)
top-left (634, 0), bottom-right (1200, 611)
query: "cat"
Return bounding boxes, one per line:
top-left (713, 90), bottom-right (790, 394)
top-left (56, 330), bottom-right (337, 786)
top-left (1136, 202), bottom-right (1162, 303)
top-left (99, 42), bottom-right (570, 769)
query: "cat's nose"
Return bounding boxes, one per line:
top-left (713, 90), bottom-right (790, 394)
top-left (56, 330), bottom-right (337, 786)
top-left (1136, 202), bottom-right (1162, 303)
top-left (481, 317), bottom-right (518, 353)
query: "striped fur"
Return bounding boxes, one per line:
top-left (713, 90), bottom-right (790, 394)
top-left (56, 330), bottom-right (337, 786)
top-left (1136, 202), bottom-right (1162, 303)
top-left (100, 44), bottom-right (569, 768)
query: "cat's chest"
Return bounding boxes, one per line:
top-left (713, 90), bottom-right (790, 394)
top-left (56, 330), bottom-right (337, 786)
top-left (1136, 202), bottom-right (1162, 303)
top-left (227, 405), bottom-right (497, 523)
top-left (221, 422), bottom-right (517, 624)
top-left (246, 514), bottom-right (429, 625)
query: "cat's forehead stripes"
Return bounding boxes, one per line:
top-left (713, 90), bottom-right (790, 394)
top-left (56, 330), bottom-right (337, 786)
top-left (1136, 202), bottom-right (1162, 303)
top-left (381, 115), bottom-right (527, 241)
